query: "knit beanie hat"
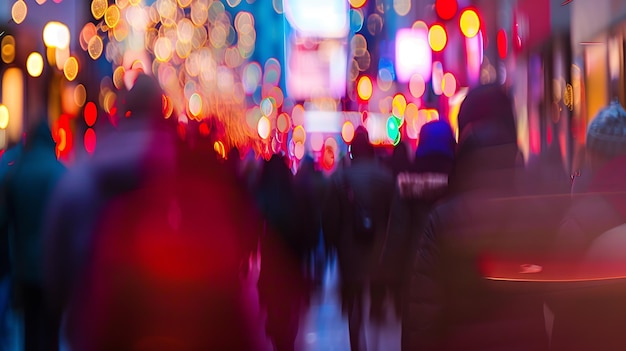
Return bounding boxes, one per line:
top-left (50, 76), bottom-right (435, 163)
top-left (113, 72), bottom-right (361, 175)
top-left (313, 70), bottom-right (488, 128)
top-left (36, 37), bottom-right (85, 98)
top-left (457, 83), bottom-right (516, 138)
top-left (586, 102), bottom-right (626, 158)
top-left (416, 120), bottom-right (456, 159)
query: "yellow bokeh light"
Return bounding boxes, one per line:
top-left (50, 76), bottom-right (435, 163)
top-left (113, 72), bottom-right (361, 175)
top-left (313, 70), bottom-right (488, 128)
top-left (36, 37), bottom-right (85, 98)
top-left (1, 35), bottom-right (15, 64)
top-left (428, 24), bottom-right (447, 52)
top-left (0, 105), bottom-right (9, 129)
top-left (91, 0), bottom-right (108, 20)
top-left (178, 0), bottom-right (193, 7)
top-left (88, 35), bottom-right (103, 60)
top-left (63, 57), bottom-right (79, 81)
top-left (357, 76), bottom-right (373, 101)
top-left (26, 52), bottom-right (44, 78)
top-left (460, 9), bottom-right (480, 38)
top-left (105, 4), bottom-right (121, 28)
top-left (350, 0), bottom-right (367, 8)
top-left (293, 125), bottom-right (306, 143)
top-left (113, 66), bottom-right (125, 89)
top-left (392, 93), bottom-right (407, 118)
top-left (12, 0), bottom-right (27, 25)
top-left (36, 0), bottom-right (46, 4)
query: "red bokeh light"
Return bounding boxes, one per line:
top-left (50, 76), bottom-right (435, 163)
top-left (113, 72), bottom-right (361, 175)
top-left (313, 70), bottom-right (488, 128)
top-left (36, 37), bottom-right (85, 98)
top-left (497, 29), bottom-right (508, 59)
top-left (84, 127), bottom-right (96, 154)
top-left (435, 0), bottom-right (458, 21)
top-left (84, 101), bottom-right (97, 127)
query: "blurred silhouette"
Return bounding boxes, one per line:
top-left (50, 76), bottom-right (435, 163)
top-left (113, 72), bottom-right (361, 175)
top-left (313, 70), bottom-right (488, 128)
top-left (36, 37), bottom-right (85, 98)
top-left (293, 155), bottom-right (327, 291)
top-left (550, 101), bottom-right (626, 351)
top-left (2, 120), bottom-right (65, 351)
top-left (255, 153), bottom-right (310, 351)
top-left (322, 126), bottom-right (394, 351)
top-left (44, 74), bottom-right (264, 351)
top-left (0, 139), bottom-right (23, 350)
top-left (377, 120), bottom-right (455, 350)
top-left (406, 84), bottom-right (550, 351)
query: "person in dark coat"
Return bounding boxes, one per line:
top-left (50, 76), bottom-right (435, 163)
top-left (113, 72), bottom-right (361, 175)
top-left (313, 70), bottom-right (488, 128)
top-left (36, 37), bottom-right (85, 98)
top-left (256, 153), bottom-right (310, 351)
top-left (549, 102), bottom-right (626, 351)
top-left (2, 119), bottom-right (66, 351)
top-left (406, 85), bottom-right (550, 351)
top-left (43, 74), bottom-right (265, 351)
top-left (322, 126), bottom-right (394, 351)
top-left (0, 140), bottom-right (23, 350)
top-left (377, 120), bottom-right (455, 347)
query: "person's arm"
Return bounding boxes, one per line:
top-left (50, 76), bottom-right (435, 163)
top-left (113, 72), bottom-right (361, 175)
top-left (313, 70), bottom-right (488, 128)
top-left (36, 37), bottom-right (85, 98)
top-left (406, 211), bottom-right (445, 351)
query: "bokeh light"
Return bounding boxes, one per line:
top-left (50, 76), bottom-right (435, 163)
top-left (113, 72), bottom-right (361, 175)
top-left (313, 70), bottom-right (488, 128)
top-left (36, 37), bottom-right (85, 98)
top-left (460, 8), bottom-right (480, 38)
top-left (357, 76), bottom-right (373, 101)
top-left (0, 105), bottom-right (9, 129)
top-left (435, 0), bottom-right (458, 20)
top-left (1, 35), bottom-right (15, 64)
top-left (84, 101), bottom-right (97, 127)
top-left (43, 21), bottom-right (70, 49)
top-left (12, 0), bottom-right (27, 25)
top-left (349, 0), bottom-right (367, 8)
top-left (409, 73), bottom-right (426, 98)
top-left (428, 24), bottom-right (447, 52)
top-left (442, 72), bottom-right (457, 97)
top-left (84, 127), bottom-right (96, 154)
top-left (26, 52), bottom-right (44, 78)
top-left (257, 116), bottom-right (270, 139)
top-left (341, 121), bottom-right (355, 143)
top-left (63, 57), bottom-right (79, 81)
top-left (91, 0), bottom-right (107, 20)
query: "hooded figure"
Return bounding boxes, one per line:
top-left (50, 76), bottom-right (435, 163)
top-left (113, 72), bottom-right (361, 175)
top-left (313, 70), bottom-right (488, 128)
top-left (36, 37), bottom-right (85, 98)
top-left (378, 120), bottom-right (455, 326)
top-left (550, 101), bottom-right (626, 351)
top-left (405, 85), bottom-right (550, 351)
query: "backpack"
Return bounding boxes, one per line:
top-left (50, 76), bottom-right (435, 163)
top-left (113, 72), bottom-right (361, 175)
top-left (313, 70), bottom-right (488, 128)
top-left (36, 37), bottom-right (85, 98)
top-left (343, 174), bottom-right (376, 245)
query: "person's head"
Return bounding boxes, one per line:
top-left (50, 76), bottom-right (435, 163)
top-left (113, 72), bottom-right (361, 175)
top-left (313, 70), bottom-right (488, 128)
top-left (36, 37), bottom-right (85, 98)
top-left (457, 83), bottom-right (516, 138)
top-left (416, 120), bottom-right (456, 159)
top-left (586, 101), bottom-right (626, 171)
top-left (123, 73), bottom-right (164, 120)
top-left (455, 84), bottom-right (518, 167)
top-left (350, 126), bottom-right (374, 161)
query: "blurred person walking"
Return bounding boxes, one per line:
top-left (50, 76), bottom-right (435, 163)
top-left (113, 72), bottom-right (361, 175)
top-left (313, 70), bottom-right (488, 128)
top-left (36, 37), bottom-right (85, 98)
top-left (406, 84), bottom-right (550, 351)
top-left (0, 140), bottom-right (23, 351)
top-left (376, 120), bottom-right (455, 351)
top-left (256, 153), bottom-right (311, 351)
top-left (2, 120), bottom-right (66, 351)
top-left (43, 74), bottom-right (265, 351)
top-left (322, 126), bottom-right (394, 351)
top-left (550, 102), bottom-right (626, 351)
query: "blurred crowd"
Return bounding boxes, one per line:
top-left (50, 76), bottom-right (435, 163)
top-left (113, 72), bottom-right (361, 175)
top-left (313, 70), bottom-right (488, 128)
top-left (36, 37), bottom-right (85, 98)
top-left (1, 75), bottom-right (626, 351)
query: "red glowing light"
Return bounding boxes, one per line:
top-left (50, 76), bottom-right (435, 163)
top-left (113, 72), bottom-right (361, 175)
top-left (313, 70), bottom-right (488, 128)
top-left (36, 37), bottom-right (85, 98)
top-left (435, 0), bottom-right (458, 21)
top-left (199, 122), bottom-right (210, 137)
top-left (84, 127), bottom-right (96, 154)
top-left (497, 29), bottom-right (508, 59)
top-left (84, 102), bottom-right (97, 127)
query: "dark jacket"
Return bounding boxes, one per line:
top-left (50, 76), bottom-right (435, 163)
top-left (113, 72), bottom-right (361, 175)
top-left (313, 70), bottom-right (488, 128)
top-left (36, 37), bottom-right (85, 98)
top-left (550, 155), bottom-right (626, 351)
top-left (406, 145), bottom-right (550, 351)
top-left (323, 156), bottom-right (394, 285)
top-left (5, 122), bottom-right (65, 285)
